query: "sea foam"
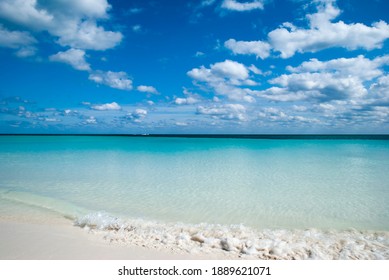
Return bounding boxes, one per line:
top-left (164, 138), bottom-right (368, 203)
top-left (74, 212), bottom-right (389, 260)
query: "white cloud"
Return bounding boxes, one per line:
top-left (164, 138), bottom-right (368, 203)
top-left (174, 97), bottom-right (199, 105)
top-left (137, 85), bottom-right (158, 94)
top-left (49, 48), bottom-right (90, 71)
top-left (197, 104), bottom-right (247, 121)
top-left (0, 0), bottom-right (122, 51)
top-left (174, 88), bottom-right (202, 105)
top-left (15, 46), bottom-right (37, 57)
top-left (271, 72), bottom-right (367, 100)
top-left (369, 75), bottom-right (389, 104)
top-left (192, 62), bottom-right (248, 86)
top-left (287, 55), bottom-right (389, 81)
top-left (269, 1), bottom-right (389, 58)
top-left (61, 0), bottom-right (111, 18)
top-left (0, 0), bottom-right (53, 30)
top-left (134, 109), bottom-right (147, 116)
top-left (126, 109), bottom-right (148, 123)
top-left (0, 25), bottom-right (37, 57)
top-left (257, 55), bottom-right (389, 103)
top-left (224, 38), bottom-right (271, 59)
top-left (259, 86), bottom-right (317, 102)
top-left (248, 64), bottom-right (263, 75)
top-left (55, 20), bottom-right (122, 51)
top-left (0, 0), bottom-right (127, 91)
top-left (211, 59), bottom-right (249, 80)
top-left (221, 0), bottom-right (265, 12)
top-left (44, 118), bottom-right (60, 122)
top-left (175, 122), bottom-right (188, 126)
top-left (224, 0), bottom-right (389, 58)
top-left (188, 60), bottom-right (259, 102)
top-left (292, 105), bottom-right (308, 112)
top-left (0, 1), bottom-right (131, 90)
top-left (257, 107), bottom-right (320, 124)
top-left (89, 71), bottom-right (133, 90)
top-left (91, 102), bottom-right (121, 111)
top-left (85, 116), bottom-right (97, 124)
top-left (0, 24), bottom-right (36, 48)
top-left (318, 103), bottom-right (337, 111)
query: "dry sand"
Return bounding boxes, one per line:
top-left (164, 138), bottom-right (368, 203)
top-left (0, 197), bottom-right (214, 259)
top-left (0, 219), bottom-right (212, 260)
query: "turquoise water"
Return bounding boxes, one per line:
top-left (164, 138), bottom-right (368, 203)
top-left (1, 135), bottom-right (389, 231)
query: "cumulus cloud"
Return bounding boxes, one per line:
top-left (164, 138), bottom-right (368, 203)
top-left (188, 60), bottom-right (259, 102)
top-left (126, 109), bottom-right (148, 123)
top-left (0, 0), bottom-right (53, 30)
top-left (258, 86), bottom-right (319, 102)
top-left (197, 104), bottom-right (247, 121)
top-left (173, 88), bottom-right (201, 105)
top-left (224, 39), bottom-right (271, 59)
top-left (257, 55), bottom-right (389, 103)
top-left (221, 0), bottom-right (265, 12)
top-left (292, 105), bottom-right (308, 112)
top-left (369, 75), bottom-right (389, 105)
top-left (0, 24), bottom-right (37, 51)
top-left (224, 0), bottom-right (389, 58)
top-left (137, 85), bottom-right (158, 94)
top-left (85, 116), bottom-right (97, 124)
top-left (287, 55), bottom-right (389, 80)
top-left (0, 0), bottom-right (122, 51)
top-left (0, 0), bottom-right (133, 91)
top-left (270, 72), bottom-right (367, 101)
top-left (174, 97), bottom-right (200, 105)
top-left (15, 46), bottom-right (37, 57)
top-left (89, 71), bottom-right (133, 90)
top-left (91, 102), bottom-right (121, 111)
top-left (214, 59), bottom-right (252, 81)
top-left (257, 107), bottom-right (319, 124)
top-left (269, 1), bottom-right (389, 58)
top-left (175, 121), bottom-right (188, 126)
top-left (49, 48), bottom-right (90, 71)
top-left (55, 20), bottom-right (122, 51)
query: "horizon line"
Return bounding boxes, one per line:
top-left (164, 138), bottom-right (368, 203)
top-left (1, 133), bottom-right (389, 140)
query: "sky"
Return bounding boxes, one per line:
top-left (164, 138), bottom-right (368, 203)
top-left (0, 0), bottom-right (388, 134)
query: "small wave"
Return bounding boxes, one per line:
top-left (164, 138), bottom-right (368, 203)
top-left (74, 212), bottom-right (389, 260)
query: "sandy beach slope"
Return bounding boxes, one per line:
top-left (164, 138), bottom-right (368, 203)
top-left (0, 220), bottom-right (210, 260)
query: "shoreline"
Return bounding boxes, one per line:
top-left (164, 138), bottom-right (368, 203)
top-left (1, 188), bottom-right (388, 260)
top-left (0, 201), bottom-right (218, 260)
top-left (0, 219), bottom-right (216, 260)
top-left (1, 212), bottom-right (388, 260)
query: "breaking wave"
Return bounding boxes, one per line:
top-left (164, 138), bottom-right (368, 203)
top-left (74, 212), bottom-right (389, 260)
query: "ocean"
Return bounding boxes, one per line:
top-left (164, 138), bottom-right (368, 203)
top-left (1, 135), bottom-right (389, 259)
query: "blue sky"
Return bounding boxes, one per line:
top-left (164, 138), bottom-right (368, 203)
top-left (0, 0), bottom-right (388, 134)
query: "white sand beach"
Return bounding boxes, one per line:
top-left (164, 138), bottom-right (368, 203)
top-left (1, 211), bottom-right (388, 260)
top-left (0, 219), bottom-right (212, 260)
top-left (0, 201), bottom-right (215, 260)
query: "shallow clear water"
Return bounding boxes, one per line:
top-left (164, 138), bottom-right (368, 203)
top-left (1, 135), bottom-right (389, 231)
